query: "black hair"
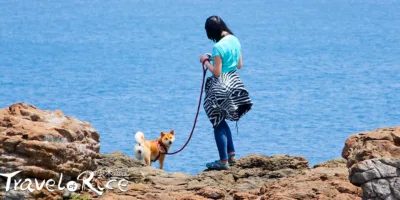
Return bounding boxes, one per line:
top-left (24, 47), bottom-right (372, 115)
top-left (205, 15), bottom-right (234, 42)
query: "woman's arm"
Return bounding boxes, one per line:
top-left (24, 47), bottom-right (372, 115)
top-left (237, 52), bottom-right (242, 69)
top-left (200, 55), bottom-right (222, 77)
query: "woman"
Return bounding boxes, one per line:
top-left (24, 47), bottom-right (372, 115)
top-left (200, 15), bottom-right (253, 170)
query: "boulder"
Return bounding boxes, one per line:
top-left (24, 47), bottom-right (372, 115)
top-left (342, 127), bottom-right (400, 200)
top-left (0, 102), bottom-right (100, 181)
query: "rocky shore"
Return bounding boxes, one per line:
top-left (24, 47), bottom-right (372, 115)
top-left (0, 103), bottom-right (398, 200)
top-left (84, 152), bottom-right (361, 200)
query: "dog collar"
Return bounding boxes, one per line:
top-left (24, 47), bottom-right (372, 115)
top-left (152, 141), bottom-right (168, 162)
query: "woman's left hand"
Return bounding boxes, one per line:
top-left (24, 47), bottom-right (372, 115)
top-left (199, 55), bottom-right (208, 63)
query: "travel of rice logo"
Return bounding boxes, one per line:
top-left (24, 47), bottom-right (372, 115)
top-left (0, 170), bottom-right (129, 195)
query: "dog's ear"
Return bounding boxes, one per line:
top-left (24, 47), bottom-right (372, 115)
top-left (160, 132), bottom-right (165, 137)
top-left (170, 130), bottom-right (174, 135)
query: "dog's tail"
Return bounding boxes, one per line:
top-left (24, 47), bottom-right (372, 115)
top-left (135, 131), bottom-right (145, 143)
top-left (134, 131), bottom-right (146, 160)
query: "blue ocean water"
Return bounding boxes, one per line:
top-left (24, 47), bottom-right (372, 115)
top-left (1, 0), bottom-right (399, 175)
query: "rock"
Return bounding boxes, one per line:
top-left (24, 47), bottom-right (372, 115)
top-left (313, 158), bottom-right (346, 168)
top-left (331, 181), bottom-right (361, 195)
top-left (0, 102), bottom-right (364, 200)
top-left (333, 193), bottom-right (363, 200)
top-left (96, 151), bottom-right (143, 169)
top-left (94, 151), bottom-right (167, 185)
top-left (63, 191), bottom-right (71, 198)
top-left (0, 102), bottom-right (100, 181)
top-left (196, 187), bottom-right (225, 199)
top-left (342, 127), bottom-right (400, 200)
top-left (91, 153), bottom-right (360, 200)
top-left (232, 191), bottom-right (258, 200)
top-left (349, 158), bottom-right (400, 185)
top-left (1, 148), bottom-right (356, 200)
top-left (256, 158), bottom-right (363, 200)
top-left (236, 154), bottom-right (309, 170)
top-left (342, 127), bottom-right (400, 168)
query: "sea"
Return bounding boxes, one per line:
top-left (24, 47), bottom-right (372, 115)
top-left (1, 0), bottom-right (399, 174)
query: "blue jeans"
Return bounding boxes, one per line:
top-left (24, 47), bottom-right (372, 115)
top-left (214, 120), bottom-right (235, 161)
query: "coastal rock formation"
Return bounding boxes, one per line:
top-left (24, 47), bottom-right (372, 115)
top-left (73, 152), bottom-right (360, 200)
top-left (0, 102), bottom-right (100, 181)
top-left (342, 127), bottom-right (400, 200)
top-left (0, 103), bottom-right (362, 200)
top-left (257, 159), bottom-right (361, 200)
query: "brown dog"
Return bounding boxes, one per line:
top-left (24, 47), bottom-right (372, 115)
top-left (134, 130), bottom-right (175, 170)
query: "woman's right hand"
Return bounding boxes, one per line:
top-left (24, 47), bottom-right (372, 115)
top-left (199, 55), bottom-right (208, 63)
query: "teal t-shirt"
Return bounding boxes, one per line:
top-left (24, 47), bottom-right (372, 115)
top-left (212, 35), bottom-right (241, 73)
